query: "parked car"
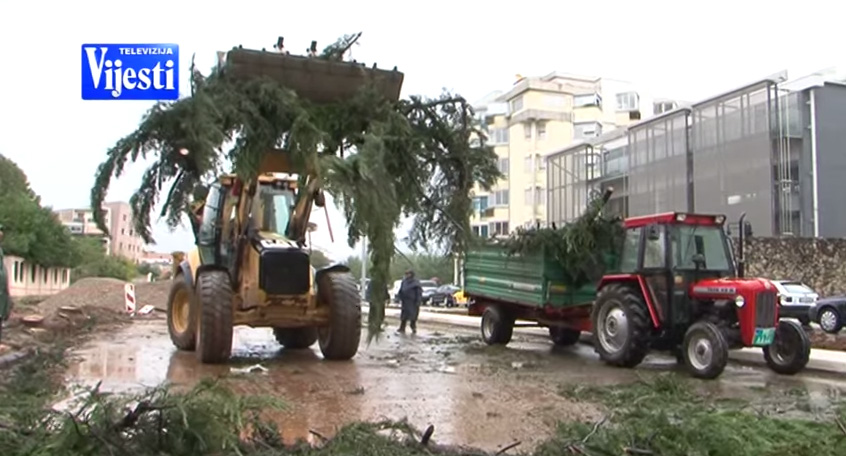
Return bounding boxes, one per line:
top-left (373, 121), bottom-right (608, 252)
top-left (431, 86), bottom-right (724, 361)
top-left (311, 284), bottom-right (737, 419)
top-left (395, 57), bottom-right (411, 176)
top-left (429, 285), bottom-right (461, 307)
top-left (419, 280), bottom-right (439, 305)
top-left (811, 296), bottom-right (846, 334)
top-left (771, 280), bottom-right (818, 326)
top-left (390, 279), bottom-right (402, 304)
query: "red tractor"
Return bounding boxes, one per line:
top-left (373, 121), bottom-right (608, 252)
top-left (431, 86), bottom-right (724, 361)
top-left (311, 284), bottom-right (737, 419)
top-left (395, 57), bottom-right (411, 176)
top-left (592, 212), bottom-right (811, 378)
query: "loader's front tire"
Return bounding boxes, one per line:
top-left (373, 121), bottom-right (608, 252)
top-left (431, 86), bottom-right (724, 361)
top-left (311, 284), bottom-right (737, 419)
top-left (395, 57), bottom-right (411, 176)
top-left (196, 270), bottom-right (234, 364)
top-left (167, 277), bottom-right (197, 351)
top-left (317, 272), bottom-right (362, 360)
top-left (274, 327), bottom-right (318, 349)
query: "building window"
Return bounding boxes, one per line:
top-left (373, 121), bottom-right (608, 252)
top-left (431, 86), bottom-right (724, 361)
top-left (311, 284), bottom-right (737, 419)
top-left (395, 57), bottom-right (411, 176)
top-left (473, 196), bottom-right (489, 212)
top-left (524, 186), bottom-right (545, 205)
top-left (574, 93), bottom-right (602, 108)
top-left (489, 128), bottom-right (509, 145)
top-left (497, 158), bottom-right (510, 175)
top-left (523, 123), bottom-right (532, 140)
top-left (472, 225), bottom-right (490, 238)
top-left (543, 94), bottom-right (566, 108)
top-left (616, 92), bottom-right (640, 112)
top-left (574, 122), bottom-right (602, 140)
top-left (493, 190), bottom-right (509, 207)
top-left (537, 121), bottom-right (547, 140)
top-left (653, 101), bottom-right (677, 115)
top-left (121, 228), bottom-right (125, 235)
top-left (524, 188), bottom-right (534, 205)
top-left (510, 96), bottom-right (524, 113)
top-left (524, 156), bottom-right (533, 173)
top-left (490, 221), bottom-right (509, 236)
top-left (122, 214), bottom-right (127, 221)
top-left (538, 154), bottom-right (546, 170)
top-left (537, 187), bottom-right (546, 205)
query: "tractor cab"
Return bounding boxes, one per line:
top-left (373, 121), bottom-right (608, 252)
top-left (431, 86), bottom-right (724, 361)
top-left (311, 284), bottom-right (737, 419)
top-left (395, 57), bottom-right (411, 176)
top-left (594, 211), bottom-right (811, 379)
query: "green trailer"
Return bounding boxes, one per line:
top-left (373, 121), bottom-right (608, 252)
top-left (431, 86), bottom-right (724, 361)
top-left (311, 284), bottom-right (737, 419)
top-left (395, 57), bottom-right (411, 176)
top-left (464, 243), bottom-right (615, 346)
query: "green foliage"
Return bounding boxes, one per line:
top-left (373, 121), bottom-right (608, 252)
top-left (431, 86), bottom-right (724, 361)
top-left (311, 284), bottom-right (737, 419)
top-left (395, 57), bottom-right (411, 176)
top-left (70, 237), bottom-right (138, 283)
top-left (0, 155), bottom-right (79, 267)
top-left (499, 189), bottom-right (624, 287)
top-left (548, 373), bottom-right (846, 456)
top-left (137, 262), bottom-right (162, 280)
top-left (88, 34), bottom-right (500, 339)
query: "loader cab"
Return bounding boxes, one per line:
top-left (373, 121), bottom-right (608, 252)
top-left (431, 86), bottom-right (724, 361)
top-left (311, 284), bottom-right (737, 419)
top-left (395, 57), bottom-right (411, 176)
top-left (618, 212), bottom-right (735, 329)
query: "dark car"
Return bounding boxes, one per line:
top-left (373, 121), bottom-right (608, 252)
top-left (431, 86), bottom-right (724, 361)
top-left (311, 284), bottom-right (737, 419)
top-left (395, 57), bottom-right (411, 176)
top-left (428, 285), bottom-right (461, 307)
top-left (811, 296), bottom-right (846, 334)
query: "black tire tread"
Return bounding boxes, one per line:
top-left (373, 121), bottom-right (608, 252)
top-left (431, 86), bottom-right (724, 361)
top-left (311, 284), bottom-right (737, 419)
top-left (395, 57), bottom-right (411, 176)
top-left (549, 327), bottom-right (581, 346)
top-left (274, 327), bottom-right (318, 349)
top-left (682, 321), bottom-right (729, 380)
top-left (196, 270), bottom-right (234, 364)
top-left (591, 283), bottom-right (651, 368)
top-left (317, 272), bottom-right (362, 360)
top-left (481, 305), bottom-right (515, 345)
top-left (167, 277), bottom-right (197, 351)
top-left (764, 319), bottom-right (811, 375)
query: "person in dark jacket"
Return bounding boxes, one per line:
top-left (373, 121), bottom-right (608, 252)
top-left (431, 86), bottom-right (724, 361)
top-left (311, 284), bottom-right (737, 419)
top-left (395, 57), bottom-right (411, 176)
top-left (397, 269), bottom-right (422, 334)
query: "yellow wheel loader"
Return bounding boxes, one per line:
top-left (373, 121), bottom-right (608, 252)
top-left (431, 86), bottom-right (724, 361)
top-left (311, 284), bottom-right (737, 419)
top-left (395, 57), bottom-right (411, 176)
top-left (165, 43), bottom-right (403, 364)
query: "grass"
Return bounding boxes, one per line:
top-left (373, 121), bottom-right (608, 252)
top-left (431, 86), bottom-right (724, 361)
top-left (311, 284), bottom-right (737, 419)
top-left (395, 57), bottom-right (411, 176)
top-left (3, 342), bottom-right (846, 455)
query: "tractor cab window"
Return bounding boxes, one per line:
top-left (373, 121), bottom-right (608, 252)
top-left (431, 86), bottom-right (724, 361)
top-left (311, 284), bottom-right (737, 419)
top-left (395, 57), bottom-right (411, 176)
top-left (618, 227), bottom-right (642, 273)
top-left (671, 225), bottom-right (733, 273)
top-left (255, 185), bottom-right (296, 236)
top-left (643, 225), bottom-right (667, 269)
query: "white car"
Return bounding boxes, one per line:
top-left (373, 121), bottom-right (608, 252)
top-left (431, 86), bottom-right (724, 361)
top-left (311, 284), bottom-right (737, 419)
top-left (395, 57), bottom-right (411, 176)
top-left (771, 280), bottom-right (818, 325)
top-left (390, 280), bottom-right (402, 304)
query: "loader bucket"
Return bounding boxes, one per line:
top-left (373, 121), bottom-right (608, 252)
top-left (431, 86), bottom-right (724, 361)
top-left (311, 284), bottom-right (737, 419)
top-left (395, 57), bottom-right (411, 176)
top-left (223, 48), bottom-right (405, 104)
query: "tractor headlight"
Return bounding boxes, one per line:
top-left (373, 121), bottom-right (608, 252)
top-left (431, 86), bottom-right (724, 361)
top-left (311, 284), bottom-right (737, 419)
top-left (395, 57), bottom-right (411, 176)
top-left (735, 295), bottom-right (745, 307)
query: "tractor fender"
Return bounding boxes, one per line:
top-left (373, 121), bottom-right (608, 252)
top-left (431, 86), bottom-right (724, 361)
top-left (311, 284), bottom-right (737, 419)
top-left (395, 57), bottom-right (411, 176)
top-left (176, 261), bottom-right (194, 288)
top-left (596, 274), bottom-right (661, 328)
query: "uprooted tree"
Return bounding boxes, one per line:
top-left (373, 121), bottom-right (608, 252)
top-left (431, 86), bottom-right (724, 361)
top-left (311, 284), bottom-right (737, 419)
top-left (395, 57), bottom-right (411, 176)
top-left (89, 33), bottom-right (500, 337)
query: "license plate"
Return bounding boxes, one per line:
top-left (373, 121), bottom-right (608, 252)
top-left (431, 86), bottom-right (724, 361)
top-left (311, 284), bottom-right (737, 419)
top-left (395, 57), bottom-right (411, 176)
top-left (752, 328), bottom-right (776, 346)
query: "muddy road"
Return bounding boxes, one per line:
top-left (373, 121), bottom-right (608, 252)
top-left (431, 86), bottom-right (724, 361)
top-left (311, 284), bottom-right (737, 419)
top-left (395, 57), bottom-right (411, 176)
top-left (65, 317), bottom-right (846, 452)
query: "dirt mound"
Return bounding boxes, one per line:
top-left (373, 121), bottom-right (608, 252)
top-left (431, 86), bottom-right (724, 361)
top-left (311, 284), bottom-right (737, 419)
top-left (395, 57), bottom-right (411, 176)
top-left (809, 329), bottom-right (846, 351)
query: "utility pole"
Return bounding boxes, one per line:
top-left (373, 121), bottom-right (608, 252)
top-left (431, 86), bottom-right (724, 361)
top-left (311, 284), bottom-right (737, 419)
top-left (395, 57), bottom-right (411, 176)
top-left (360, 236), bottom-right (368, 300)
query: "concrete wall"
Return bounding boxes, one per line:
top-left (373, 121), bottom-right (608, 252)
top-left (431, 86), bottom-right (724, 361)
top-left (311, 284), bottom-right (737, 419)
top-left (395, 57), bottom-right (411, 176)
top-left (742, 237), bottom-right (846, 297)
top-left (3, 255), bottom-right (71, 297)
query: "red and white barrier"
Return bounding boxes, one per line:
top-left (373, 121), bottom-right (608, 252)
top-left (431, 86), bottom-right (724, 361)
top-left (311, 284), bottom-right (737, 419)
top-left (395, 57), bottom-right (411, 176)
top-left (125, 283), bottom-right (136, 313)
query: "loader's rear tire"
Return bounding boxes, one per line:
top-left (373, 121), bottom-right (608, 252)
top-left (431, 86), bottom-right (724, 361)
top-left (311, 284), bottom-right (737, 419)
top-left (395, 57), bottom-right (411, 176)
top-left (592, 283), bottom-right (651, 368)
top-left (549, 327), bottom-right (581, 346)
top-left (764, 319), bottom-right (811, 375)
top-left (196, 270), bottom-right (234, 364)
top-left (274, 327), bottom-right (318, 349)
top-left (682, 321), bottom-right (729, 379)
top-left (317, 272), bottom-right (362, 361)
top-left (167, 277), bottom-right (197, 351)
top-left (481, 305), bottom-right (514, 345)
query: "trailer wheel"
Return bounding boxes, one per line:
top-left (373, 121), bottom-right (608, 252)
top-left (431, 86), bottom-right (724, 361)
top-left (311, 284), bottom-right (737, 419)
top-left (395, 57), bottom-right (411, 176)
top-left (481, 305), bottom-right (514, 345)
top-left (274, 327), bottom-right (318, 349)
top-left (591, 283), bottom-right (651, 368)
top-left (682, 321), bottom-right (729, 379)
top-left (764, 319), bottom-right (811, 375)
top-left (549, 327), bottom-right (581, 346)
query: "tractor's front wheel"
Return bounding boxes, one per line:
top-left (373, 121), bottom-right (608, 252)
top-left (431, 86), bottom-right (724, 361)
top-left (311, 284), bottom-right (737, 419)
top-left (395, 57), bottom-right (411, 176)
top-left (764, 319), bottom-right (811, 375)
top-left (317, 271), bottom-right (362, 360)
top-left (167, 277), bottom-right (197, 351)
top-left (274, 327), bottom-right (318, 349)
top-left (591, 284), bottom-right (651, 368)
top-left (196, 270), bottom-right (234, 364)
top-left (682, 321), bottom-right (729, 379)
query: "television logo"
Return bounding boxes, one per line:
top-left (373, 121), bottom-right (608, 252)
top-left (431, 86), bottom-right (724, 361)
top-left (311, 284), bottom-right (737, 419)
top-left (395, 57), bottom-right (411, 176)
top-left (81, 44), bottom-right (179, 100)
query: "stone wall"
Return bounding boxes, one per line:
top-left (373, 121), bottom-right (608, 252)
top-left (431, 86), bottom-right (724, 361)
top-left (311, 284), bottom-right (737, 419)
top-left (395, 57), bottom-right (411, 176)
top-left (740, 237), bottom-right (846, 298)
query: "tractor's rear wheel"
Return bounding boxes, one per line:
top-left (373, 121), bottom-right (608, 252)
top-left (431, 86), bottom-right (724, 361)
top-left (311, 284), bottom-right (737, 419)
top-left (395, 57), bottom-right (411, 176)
top-left (549, 327), bottom-right (581, 346)
top-left (682, 321), bottom-right (729, 379)
top-left (591, 284), bottom-right (651, 368)
top-left (764, 319), bottom-right (811, 375)
top-left (317, 271), bottom-right (362, 360)
top-left (481, 305), bottom-right (515, 345)
top-left (167, 277), bottom-right (197, 351)
top-left (196, 270), bottom-right (234, 364)
top-left (274, 327), bottom-right (318, 349)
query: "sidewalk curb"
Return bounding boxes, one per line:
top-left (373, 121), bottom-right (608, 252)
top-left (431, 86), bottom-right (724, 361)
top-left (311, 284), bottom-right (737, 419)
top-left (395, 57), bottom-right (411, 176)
top-left (363, 306), bottom-right (846, 376)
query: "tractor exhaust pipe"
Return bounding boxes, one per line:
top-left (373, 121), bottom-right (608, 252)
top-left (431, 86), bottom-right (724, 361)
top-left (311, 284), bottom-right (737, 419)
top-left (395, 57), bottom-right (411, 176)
top-left (737, 212), bottom-right (747, 278)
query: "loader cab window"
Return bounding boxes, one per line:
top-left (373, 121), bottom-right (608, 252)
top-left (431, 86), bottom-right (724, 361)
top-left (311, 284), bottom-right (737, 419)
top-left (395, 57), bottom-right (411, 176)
top-left (255, 184), bottom-right (296, 236)
top-left (198, 184), bottom-right (225, 246)
top-left (671, 225), bottom-right (733, 274)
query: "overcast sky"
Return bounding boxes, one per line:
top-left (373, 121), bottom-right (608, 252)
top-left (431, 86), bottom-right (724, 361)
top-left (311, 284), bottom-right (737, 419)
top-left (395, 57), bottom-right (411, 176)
top-left (0, 0), bottom-right (839, 262)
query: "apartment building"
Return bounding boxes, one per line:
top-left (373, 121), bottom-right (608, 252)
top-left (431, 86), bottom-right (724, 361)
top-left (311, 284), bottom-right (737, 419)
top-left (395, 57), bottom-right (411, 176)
top-left (55, 201), bottom-right (146, 262)
top-left (470, 72), bottom-right (675, 237)
top-left (547, 69), bottom-right (846, 238)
